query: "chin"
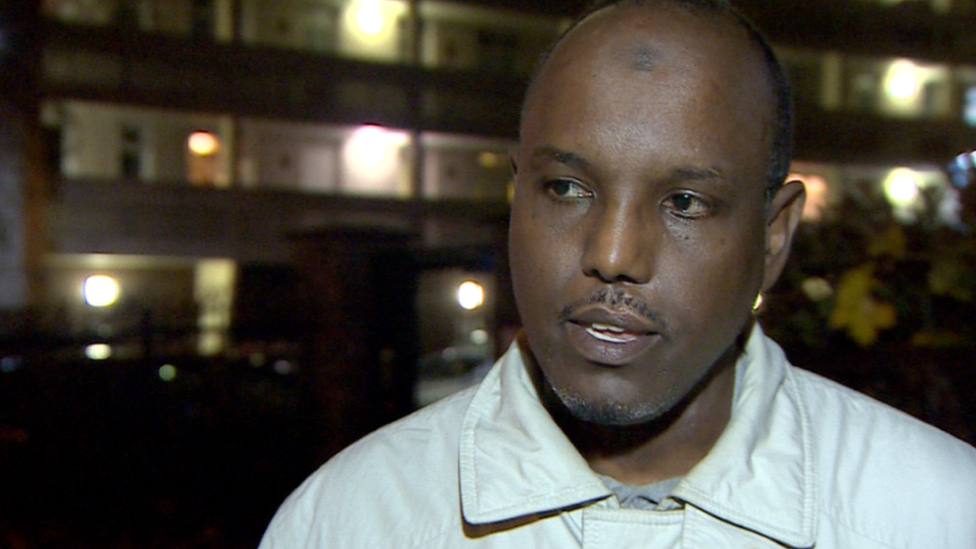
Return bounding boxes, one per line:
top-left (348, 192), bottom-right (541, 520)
top-left (553, 385), bottom-right (674, 427)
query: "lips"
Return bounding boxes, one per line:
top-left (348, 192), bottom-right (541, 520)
top-left (563, 306), bottom-right (664, 366)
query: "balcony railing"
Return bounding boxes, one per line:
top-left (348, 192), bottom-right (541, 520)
top-left (48, 178), bottom-right (510, 262)
top-left (39, 21), bottom-right (526, 138)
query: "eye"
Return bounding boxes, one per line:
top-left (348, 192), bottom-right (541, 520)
top-left (544, 178), bottom-right (594, 202)
top-left (664, 192), bottom-right (712, 218)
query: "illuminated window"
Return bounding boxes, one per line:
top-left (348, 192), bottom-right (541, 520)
top-left (421, 132), bottom-right (514, 200)
top-left (846, 56), bottom-right (951, 120)
top-left (416, 1), bottom-right (565, 75)
top-left (886, 64), bottom-right (919, 100)
top-left (879, 59), bottom-right (951, 119)
top-left (85, 344), bottom-right (112, 360)
top-left (339, 0), bottom-right (409, 63)
top-left (188, 130), bottom-right (219, 156)
top-left (187, 130), bottom-right (221, 186)
top-left (879, 166), bottom-right (949, 224)
top-left (355, 0), bottom-right (384, 36)
top-left (341, 125), bottom-right (410, 197)
top-left (457, 280), bottom-right (485, 310)
top-left (884, 168), bottom-right (920, 208)
top-left (83, 275), bottom-right (119, 307)
top-left (347, 125), bottom-right (388, 167)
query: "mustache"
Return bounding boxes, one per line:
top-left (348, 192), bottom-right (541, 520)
top-left (557, 287), bottom-right (667, 328)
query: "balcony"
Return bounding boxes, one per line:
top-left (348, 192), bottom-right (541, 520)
top-left (47, 178), bottom-right (510, 262)
top-left (39, 20), bottom-right (526, 138)
top-left (737, 0), bottom-right (976, 65)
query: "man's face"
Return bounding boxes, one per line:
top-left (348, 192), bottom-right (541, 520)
top-left (510, 4), bottom-right (781, 425)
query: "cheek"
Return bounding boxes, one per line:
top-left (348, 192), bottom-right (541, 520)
top-left (666, 224), bottom-right (766, 321)
top-left (509, 205), bottom-right (559, 306)
top-left (510, 200), bottom-right (579, 286)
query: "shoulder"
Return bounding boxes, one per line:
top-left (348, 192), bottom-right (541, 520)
top-left (792, 366), bottom-right (976, 465)
top-left (789, 367), bottom-right (976, 545)
top-left (336, 385), bottom-right (476, 473)
top-left (259, 387), bottom-right (478, 549)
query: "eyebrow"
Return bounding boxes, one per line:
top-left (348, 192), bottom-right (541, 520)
top-left (530, 145), bottom-right (724, 183)
top-left (670, 166), bottom-right (724, 182)
top-left (530, 145), bottom-right (595, 174)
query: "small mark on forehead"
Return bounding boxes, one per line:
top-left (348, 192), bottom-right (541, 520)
top-left (608, 42), bottom-right (661, 73)
top-left (633, 46), bottom-right (657, 71)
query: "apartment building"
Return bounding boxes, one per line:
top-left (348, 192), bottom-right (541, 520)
top-left (1, 3), bottom-right (974, 542)
top-left (2, 0), bottom-right (975, 407)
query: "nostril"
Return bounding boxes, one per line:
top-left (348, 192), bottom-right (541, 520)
top-left (582, 235), bottom-right (654, 284)
top-left (583, 263), bottom-right (646, 285)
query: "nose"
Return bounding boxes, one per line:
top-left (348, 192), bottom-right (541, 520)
top-left (580, 202), bottom-right (655, 285)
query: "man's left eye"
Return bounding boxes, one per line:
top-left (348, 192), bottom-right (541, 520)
top-left (665, 192), bottom-right (711, 217)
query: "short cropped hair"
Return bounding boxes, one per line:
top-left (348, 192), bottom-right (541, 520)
top-left (524, 0), bottom-right (793, 200)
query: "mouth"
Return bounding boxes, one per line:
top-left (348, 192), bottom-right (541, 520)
top-left (563, 307), bottom-right (665, 366)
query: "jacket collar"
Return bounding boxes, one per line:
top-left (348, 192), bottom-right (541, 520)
top-left (671, 326), bottom-right (818, 547)
top-left (458, 341), bottom-right (611, 525)
top-left (458, 326), bottom-right (817, 547)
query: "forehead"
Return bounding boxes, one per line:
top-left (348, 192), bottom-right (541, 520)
top-left (521, 3), bottom-right (773, 175)
top-left (531, 3), bottom-right (768, 106)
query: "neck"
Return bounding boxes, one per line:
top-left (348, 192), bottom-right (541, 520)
top-left (543, 348), bottom-right (739, 486)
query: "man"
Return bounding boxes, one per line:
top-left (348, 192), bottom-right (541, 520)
top-left (260, 1), bottom-right (976, 547)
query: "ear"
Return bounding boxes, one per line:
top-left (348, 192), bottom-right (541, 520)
top-left (762, 180), bottom-right (805, 292)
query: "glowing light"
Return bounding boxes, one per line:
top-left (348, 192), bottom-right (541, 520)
top-left (965, 86), bottom-right (976, 126)
top-left (802, 277), bottom-right (834, 302)
top-left (83, 275), bottom-right (119, 307)
top-left (273, 360), bottom-right (295, 375)
top-left (85, 344), bottom-right (112, 361)
top-left (470, 329), bottom-right (489, 345)
top-left (477, 152), bottom-right (501, 169)
top-left (884, 168), bottom-right (920, 207)
top-left (159, 364), bottom-right (177, 382)
top-left (188, 131), bottom-right (219, 156)
top-left (886, 62), bottom-right (919, 100)
top-left (355, 0), bottom-right (384, 36)
top-left (348, 125), bottom-right (388, 167)
top-left (950, 151), bottom-right (975, 189)
top-left (457, 281), bottom-right (485, 311)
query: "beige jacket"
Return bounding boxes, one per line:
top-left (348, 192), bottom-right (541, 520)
top-left (260, 326), bottom-right (976, 548)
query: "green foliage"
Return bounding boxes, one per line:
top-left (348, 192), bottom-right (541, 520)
top-left (763, 186), bottom-right (976, 353)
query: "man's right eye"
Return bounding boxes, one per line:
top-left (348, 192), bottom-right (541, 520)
top-left (544, 179), bottom-right (593, 201)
